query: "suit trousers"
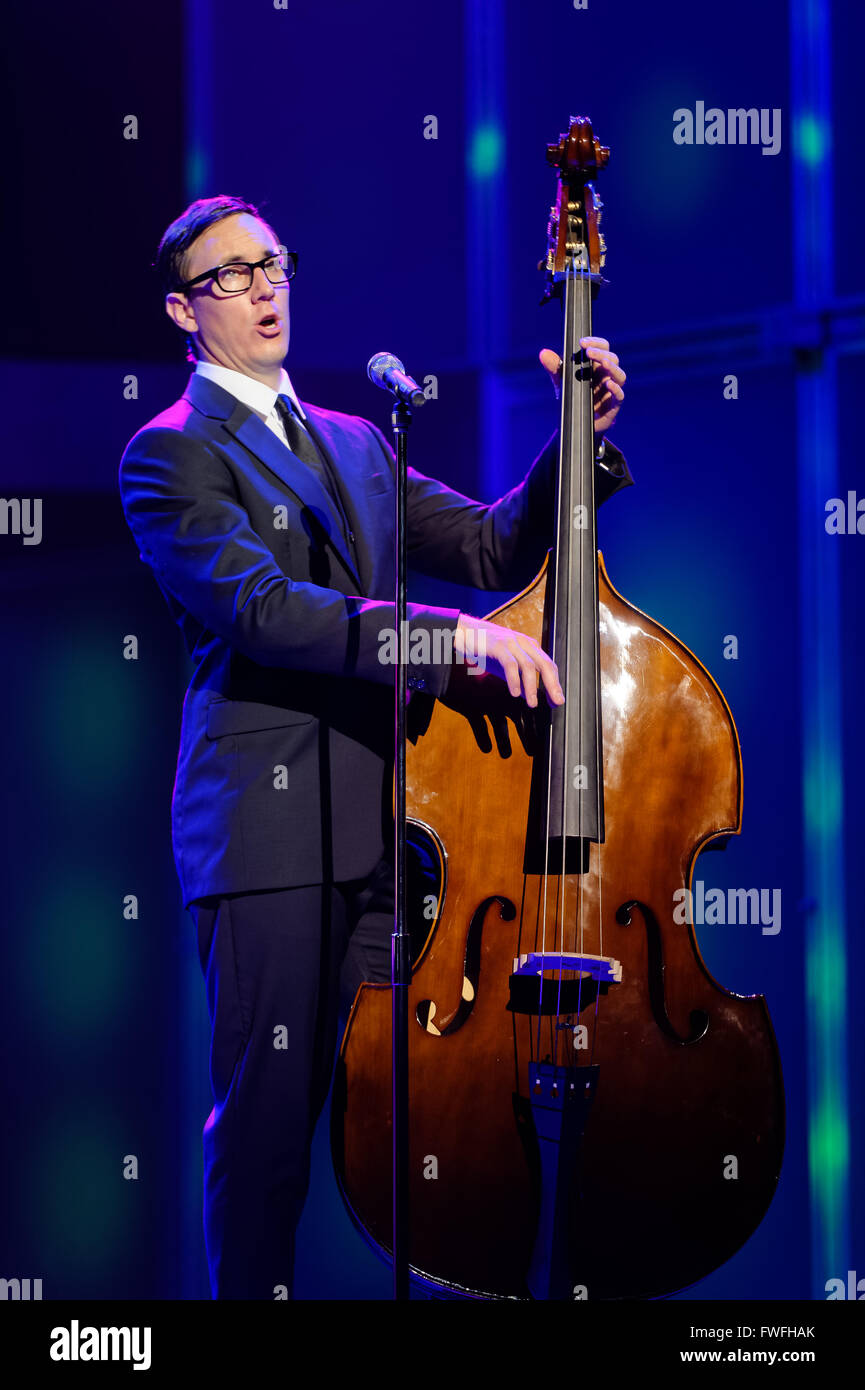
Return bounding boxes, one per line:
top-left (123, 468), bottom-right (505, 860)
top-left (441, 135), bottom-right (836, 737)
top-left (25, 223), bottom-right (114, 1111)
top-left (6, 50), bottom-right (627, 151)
top-left (189, 853), bottom-right (396, 1299)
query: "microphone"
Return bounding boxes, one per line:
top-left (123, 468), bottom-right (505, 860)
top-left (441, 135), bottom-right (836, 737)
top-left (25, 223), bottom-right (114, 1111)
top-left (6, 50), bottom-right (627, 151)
top-left (367, 352), bottom-right (425, 408)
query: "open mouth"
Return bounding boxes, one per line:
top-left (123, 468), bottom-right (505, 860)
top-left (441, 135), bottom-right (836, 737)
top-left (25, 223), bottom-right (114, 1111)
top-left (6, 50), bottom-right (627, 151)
top-left (257, 314), bottom-right (281, 333)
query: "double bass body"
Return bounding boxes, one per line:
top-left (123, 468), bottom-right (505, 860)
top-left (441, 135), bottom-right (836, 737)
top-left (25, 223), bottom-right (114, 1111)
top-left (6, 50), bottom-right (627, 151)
top-left (334, 557), bottom-right (784, 1299)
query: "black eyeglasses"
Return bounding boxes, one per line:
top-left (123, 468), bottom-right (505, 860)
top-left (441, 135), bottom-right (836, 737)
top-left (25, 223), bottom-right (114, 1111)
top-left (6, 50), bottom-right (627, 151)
top-left (179, 250), bottom-right (298, 295)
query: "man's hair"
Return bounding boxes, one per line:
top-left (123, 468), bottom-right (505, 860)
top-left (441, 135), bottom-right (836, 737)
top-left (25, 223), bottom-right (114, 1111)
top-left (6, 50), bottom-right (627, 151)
top-left (154, 194), bottom-right (276, 360)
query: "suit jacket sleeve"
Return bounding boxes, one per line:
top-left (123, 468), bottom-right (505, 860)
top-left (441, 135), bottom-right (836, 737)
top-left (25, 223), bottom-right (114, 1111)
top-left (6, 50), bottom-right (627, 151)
top-left (119, 424), bottom-right (462, 698)
top-left (365, 421), bottom-right (634, 594)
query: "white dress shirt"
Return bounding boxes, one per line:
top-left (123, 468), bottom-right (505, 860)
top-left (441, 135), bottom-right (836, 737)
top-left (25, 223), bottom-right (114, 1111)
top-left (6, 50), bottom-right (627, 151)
top-left (194, 360), bottom-right (307, 448)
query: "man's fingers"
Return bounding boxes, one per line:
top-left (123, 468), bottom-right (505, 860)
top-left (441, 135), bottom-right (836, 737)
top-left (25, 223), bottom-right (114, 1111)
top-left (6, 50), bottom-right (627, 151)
top-left (539, 348), bottom-right (563, 376)
top-left (546, 342), bottom-right (626, 400)
top-left (510, 635), bottom-right (563, 707)
top-left (499, 648), bottom-right (524, 701)
top-left (590, 349), bottom-right (626, 436)
top-left (538, 655), bottom-right (565, 705)
top-left (498, 638), bottom-right (535, 706)
top-left (589, 353), bottom-right (625, 381)
top-left (491, 634), bottom-right (562, 708)
top-left (467, 617), bottom-right (565, 707)
top-left (593, 379), bottom-right (625, 402)
top-left (520, 646), bottom-right (542, 708)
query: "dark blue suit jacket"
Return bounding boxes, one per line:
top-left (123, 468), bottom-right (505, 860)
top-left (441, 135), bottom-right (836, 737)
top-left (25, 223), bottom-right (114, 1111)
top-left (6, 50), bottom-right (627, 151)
top-left (119, 371), bottom-right (632, 906)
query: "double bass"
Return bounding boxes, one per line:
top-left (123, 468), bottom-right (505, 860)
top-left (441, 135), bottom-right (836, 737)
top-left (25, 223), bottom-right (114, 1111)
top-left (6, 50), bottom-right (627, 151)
top-left (333, 115), bottom-right (784, 1300)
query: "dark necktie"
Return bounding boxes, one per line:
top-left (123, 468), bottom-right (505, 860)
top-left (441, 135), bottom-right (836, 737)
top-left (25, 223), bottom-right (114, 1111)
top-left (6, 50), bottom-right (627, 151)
top-left (274, 394), bottom-right (326, 472)
top-left (273, 394), bottom-right (355, 551)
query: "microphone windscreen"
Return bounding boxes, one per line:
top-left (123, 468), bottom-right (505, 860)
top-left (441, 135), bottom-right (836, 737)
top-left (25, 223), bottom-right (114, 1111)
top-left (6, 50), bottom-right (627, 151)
top-left (367, 352), bottom-right (404, 385)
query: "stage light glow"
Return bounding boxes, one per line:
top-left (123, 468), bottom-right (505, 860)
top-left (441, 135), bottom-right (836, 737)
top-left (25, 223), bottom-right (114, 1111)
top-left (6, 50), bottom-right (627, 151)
top-left (30, 1117), bottom-right (129, 1267)
top-left (803, 751), bottom-right (843, 836)
top-left (19, 877), bottom-right (126, 1031)
top-left (468, 124), bottom-right (504, 180)
top-left (794, 114), bottom-right (830, 166)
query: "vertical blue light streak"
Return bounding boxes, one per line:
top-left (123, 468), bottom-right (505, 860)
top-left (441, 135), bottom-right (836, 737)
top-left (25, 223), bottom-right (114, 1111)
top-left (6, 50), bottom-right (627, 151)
top-left (791, 0), bottom-right (850, 1297)
top-left (184, 0), bottom-right (214, 199)
top-left (465, 0), bottom-right (507, 495)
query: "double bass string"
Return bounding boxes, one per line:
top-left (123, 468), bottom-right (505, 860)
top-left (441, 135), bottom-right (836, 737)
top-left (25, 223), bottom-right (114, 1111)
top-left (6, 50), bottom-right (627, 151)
top-left (555, 260), bottom-right (584, 1068)
top-left (537, 262), bottom-right (569, 1066)
top-left (572, 261), bottom-right (588, 1062)
top-left (554, 259), bottom-right (606, 1072)
top-left (577, 259), bottom-right (607, 1076)
top-left (552, 263), bottom-right (572, 1068)
top-left (588, 265), bottom-right (605, 1073)
top-left (540, 253), bottom-right (606, 1070)
top-left (558, 259), bottom-right (589, 1068)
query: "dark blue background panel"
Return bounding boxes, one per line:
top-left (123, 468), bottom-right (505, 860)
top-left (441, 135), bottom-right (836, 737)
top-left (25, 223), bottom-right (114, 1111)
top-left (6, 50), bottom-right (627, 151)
top-left (505, 0), bottom-right (790, 355)
top-left (197, 0), bottom-right (468, 371)
top-left (0, 2), bottom-right (184, 362)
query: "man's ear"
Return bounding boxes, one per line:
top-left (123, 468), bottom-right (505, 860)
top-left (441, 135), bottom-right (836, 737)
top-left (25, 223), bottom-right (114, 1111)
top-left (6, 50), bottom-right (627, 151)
top-left (165, 291), bottom-right (197, 337)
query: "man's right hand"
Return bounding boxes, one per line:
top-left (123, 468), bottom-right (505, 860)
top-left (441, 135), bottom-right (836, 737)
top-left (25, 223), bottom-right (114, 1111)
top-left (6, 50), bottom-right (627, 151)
top-left (454, 614), bottom-right (564, 709)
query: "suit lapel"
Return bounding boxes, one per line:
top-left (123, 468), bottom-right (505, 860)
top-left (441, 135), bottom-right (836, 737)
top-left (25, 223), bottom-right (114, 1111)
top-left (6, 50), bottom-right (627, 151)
top-left (302, 405), bottom-right (395, 597)
top-left (184, 373), bottom-right (362, 587)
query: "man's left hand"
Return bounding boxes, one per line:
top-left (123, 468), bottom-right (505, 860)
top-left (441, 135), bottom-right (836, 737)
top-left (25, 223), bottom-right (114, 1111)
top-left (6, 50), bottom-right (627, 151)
top-left (539, 337), bottom-right (626, 435)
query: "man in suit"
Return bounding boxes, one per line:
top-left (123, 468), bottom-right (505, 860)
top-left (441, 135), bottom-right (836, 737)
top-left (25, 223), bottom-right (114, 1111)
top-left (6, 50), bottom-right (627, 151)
top-left (119, 194), bottom-right (629, 1299)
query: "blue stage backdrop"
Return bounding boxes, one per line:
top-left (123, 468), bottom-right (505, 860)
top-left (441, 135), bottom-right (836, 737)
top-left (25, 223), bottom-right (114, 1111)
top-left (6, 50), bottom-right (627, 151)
top-left (0, 0), bottom-right (862, 1303)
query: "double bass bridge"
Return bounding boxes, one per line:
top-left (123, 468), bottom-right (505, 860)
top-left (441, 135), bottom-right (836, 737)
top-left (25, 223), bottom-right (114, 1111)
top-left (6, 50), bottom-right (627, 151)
top-left (509, 951), bottom-right (621, 1016)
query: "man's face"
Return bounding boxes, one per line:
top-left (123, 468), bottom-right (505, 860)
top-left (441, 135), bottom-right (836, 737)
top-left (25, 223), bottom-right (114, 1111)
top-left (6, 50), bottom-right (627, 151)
top-left (166, 213), bottom-right (290, 386)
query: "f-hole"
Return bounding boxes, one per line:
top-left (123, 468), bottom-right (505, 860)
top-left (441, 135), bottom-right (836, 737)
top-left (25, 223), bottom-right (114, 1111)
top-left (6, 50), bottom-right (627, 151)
top-left (616, 899), bottom-right (709, 1045)
top-left (416, 895), bottom-right (516, 1037)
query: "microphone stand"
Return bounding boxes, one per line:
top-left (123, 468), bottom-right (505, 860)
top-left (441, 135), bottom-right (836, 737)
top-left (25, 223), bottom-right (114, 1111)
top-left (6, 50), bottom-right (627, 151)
top-left (391, 396), bottom-right (412, 1301)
